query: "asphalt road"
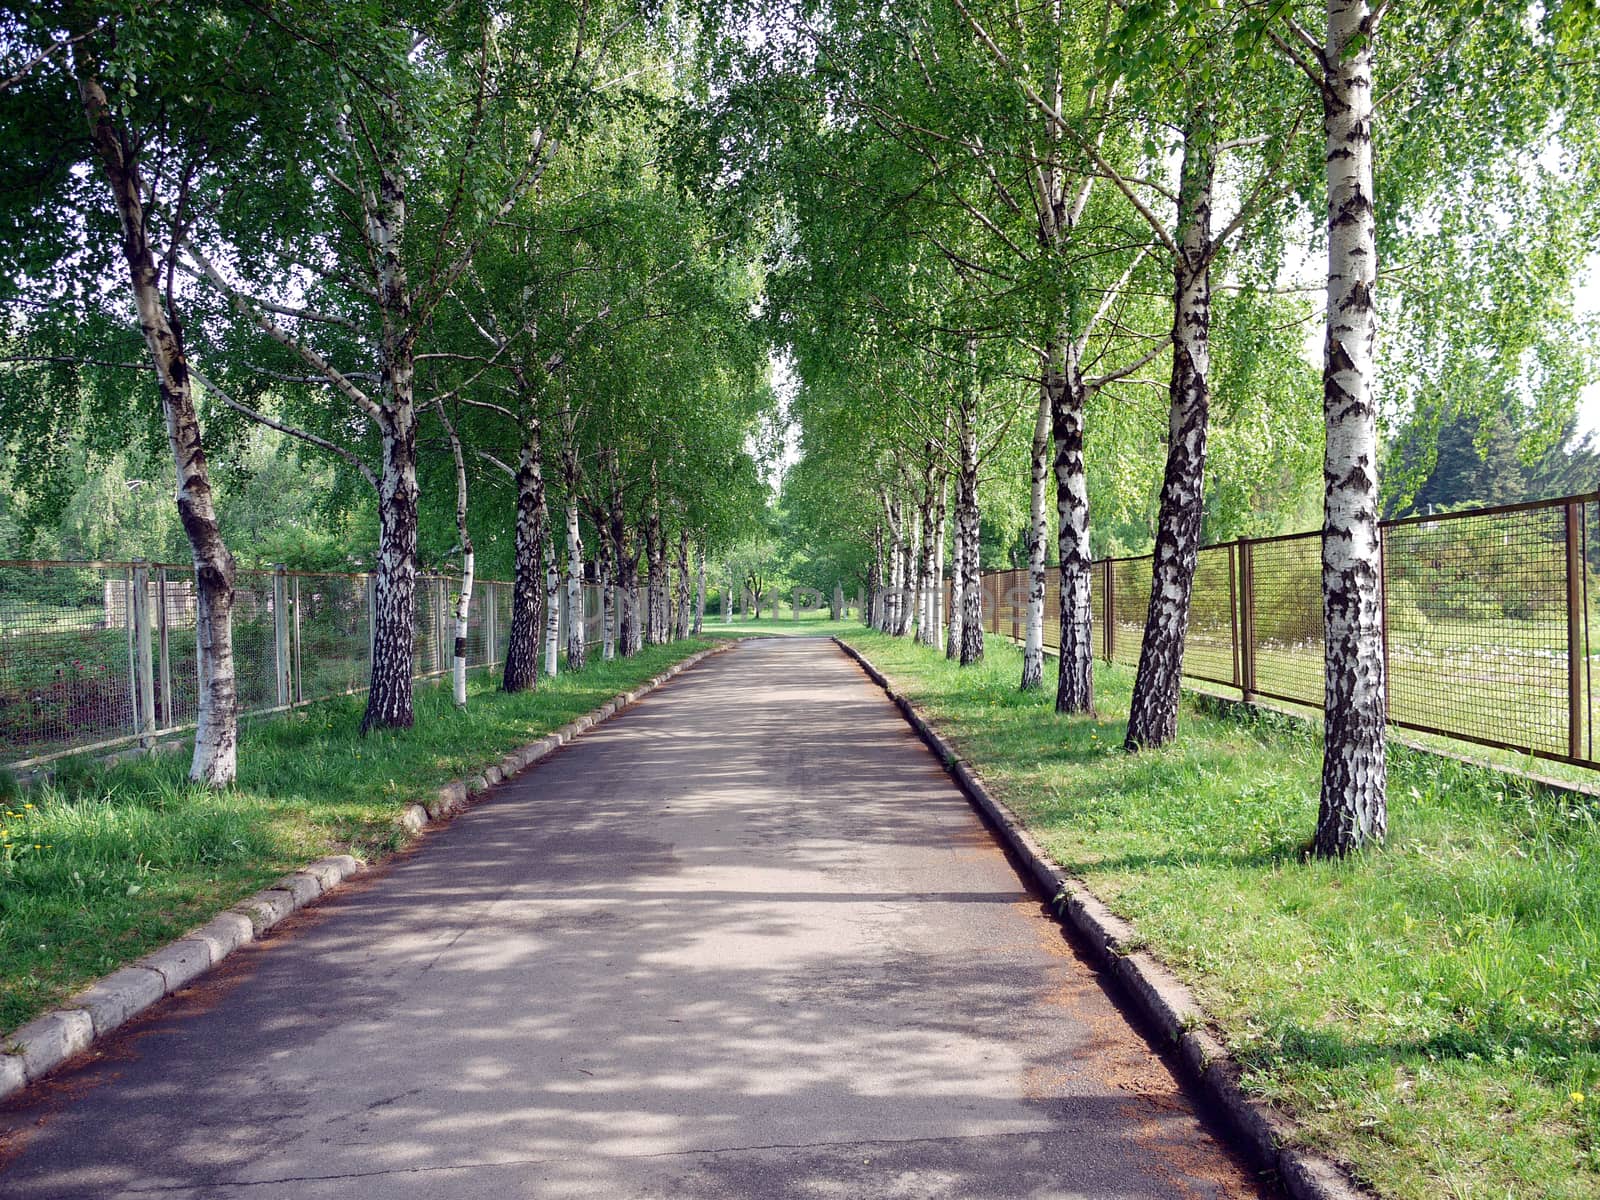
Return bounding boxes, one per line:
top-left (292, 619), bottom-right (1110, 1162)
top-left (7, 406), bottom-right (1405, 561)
top-left (0, 637), bottom-right (1266, 1199)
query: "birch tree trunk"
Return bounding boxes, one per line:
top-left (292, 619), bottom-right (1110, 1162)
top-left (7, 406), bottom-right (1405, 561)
top-left (900, 495), bottom-right (923, 638)
top-left (916, 447), bottom-right (938, 646)
top-left (1126, 127), bottom-right (1215, 750)
top-left (880, 492), bottom-right (900, 634)
top-left (358, 120), bottom-right (420, 735)
top-left (1315, 0), bottom-right (1387, 855)
top-left (503, 424), bottom-right (546, 692)
top-left (946, 494), bottom-right (964, 658)
top-left (957, 399), bottom-right (984, 666)
top-left (1022, 355), bottom-right (1053, 691)
top-left (674, 528), bottom-right (691, 640)
top-left (452, 550), bottom-right (475, 706)
top-left (436, 401), bottom-right (474, 709)
top-left (617, 544), bottom-right (639, 657)
top-left (888, 494), bottom-right (906, 635)
top-left (564, 496), bottom-right (586, 669)
top-left (544, 523), bottom-right (560, 676)
top-left (608, 454), bottom-right (637, 657)
top-left (869, 522), bottom-right (885, 629)
top-left (694, 547), bottom-right (706, 635)
top-left (599, 517), bottom-right (616, 660)
top-left (71, 40), bottom-right (238, 785)
top-left (629, 566), bottom-right (644, 654)
top-left (933, 471), bottom-right (948, 638)
top-left (561, 409), bottom-right (586, 671)
top-left (1054, 339), bottom-right (1095, 714)
top-left (363, 399), bottom-right (420, 733)
top-left (645, 483), bottom-right (666, 645)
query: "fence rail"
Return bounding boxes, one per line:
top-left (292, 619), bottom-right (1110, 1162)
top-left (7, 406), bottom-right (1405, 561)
top-left (968, 491), bottom-right (1600, 771)
top-left (0, 561), bottom-right (605, 769)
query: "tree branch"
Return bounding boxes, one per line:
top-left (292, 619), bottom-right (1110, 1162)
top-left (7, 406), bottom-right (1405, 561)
top-left (177, 232), bottom-right (386, 429)
top-left (190, 367), bottom-right (378, 490)
top-left (1086, 335), bottom-right (1172, 390)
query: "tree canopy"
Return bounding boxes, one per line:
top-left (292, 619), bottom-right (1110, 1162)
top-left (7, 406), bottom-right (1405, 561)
top-left (2, 0), bottom-right (1597, 843)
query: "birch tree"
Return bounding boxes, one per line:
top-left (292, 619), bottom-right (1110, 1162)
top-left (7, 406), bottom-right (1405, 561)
top-left (0, 1), bottom-right (311, 785)
top-left (178, 2), bottom-right (638, 733)
top-left (1243, 0), bottom-right (1595, 852)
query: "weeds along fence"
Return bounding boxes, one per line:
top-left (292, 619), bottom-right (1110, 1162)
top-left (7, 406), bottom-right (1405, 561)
top-left (0, 561), bottom-right (606, 770)
top-left (972, 492), bottom-right (1600, 771)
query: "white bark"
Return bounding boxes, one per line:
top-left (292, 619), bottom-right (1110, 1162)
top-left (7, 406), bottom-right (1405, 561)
top-left (1022, 364), bottom-right (1052, 690)
top-left (957, 399), bottom-right (983, 666)
top-left (435, 399), bottom-right (474, 709)
top-left (882, 489), bottom-right (905, 634)
top-left (946, 495), bottom-right (964, 658)
top-left (933, 470), bottom-right (948, 638)
top-left (694, 547), bottom-right (706, 635)
top-left (904, 495), bottom-right (923, 638)
top-left (453, 551), bottom-right (474, 707)
top-left (544, 524), bottom-right (560, 677)
top-left (599, 516), bottom-right (616, 661)
top-left (565, 494), bottom-right (585, 669)
top-left (71, 36), bottom-right (238, 785)
top-left (1126, 120), bottom-right (1214, 750)
top-left (502, 422), bottom-right (546, 692)
top-left (1054, 338), bottom-right (1094, 713)
top-left (916, 447), bottom-right (938, 646)
top-left (1315, 0), bottom-right (1387, 854)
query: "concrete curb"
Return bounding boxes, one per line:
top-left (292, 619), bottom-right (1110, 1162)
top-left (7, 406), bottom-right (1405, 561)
top-left (831, 636), bottom-right (1370, 1200)
top-left (0, 639), bottom-right (738, 1105)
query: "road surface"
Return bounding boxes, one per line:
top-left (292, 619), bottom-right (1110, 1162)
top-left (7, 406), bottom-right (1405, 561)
top-left (0, 637), bottom-right (1265, 1199)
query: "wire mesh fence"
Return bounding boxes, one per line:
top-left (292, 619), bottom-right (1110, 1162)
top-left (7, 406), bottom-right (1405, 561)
top-left (966, 492), bottom-right (1600, 770)
top-left (1, 562), bottom-right (613, 769)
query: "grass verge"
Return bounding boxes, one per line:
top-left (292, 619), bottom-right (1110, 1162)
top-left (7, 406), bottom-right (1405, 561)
top-left (0, 638), bottom-right (716, 1036)
top-left (838, 628), bottom-right (1600, 1200)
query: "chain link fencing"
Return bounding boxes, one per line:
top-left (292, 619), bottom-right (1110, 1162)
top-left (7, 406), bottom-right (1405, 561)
top-left (1, 562), bottom-right (611, 769)
top-left (960, 492), bottom-right (1599, 770)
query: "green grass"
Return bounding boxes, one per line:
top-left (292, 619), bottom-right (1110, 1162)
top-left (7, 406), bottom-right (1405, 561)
top-left (839, 628), bottom-right (1600, 1200)
top-left (0, 639), bottom-right (716, 1036)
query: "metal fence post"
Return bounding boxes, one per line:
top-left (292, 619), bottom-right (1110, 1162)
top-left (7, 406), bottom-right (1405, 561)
top-left (1228, 542), bottom-right (1241, 691)
top-left (157, 565), bottom-right (173, 729)
top-left (292, 575), bottom-right (304, 704)
top-left (1378, 527), bottom-right (1391, 716)
top-left (435, 578), bottom-right (448, 675)
top-left (273, 564), bottom-right (290, 707)
top-left (131, 561), bottom-right (156, 749)
top-left (1240, 540), bottom-right (1257, 703)
top-left (123, 567), bottom-right (137, 738)
top-left (1567, 499), bottom-right (1584, 759)
top-left (366, 574), bottom-right (376, 665)
top-left (1012, 570), bottom-right (1020, 641)
top-left (1103, 560), bottom-right (1115, 663)
top-left (484, 581), bottom-right (497, 670)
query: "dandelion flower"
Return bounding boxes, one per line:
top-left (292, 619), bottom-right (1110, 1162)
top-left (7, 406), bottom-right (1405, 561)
top-left (1574, 1092), bottom-right (1586, 1104)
